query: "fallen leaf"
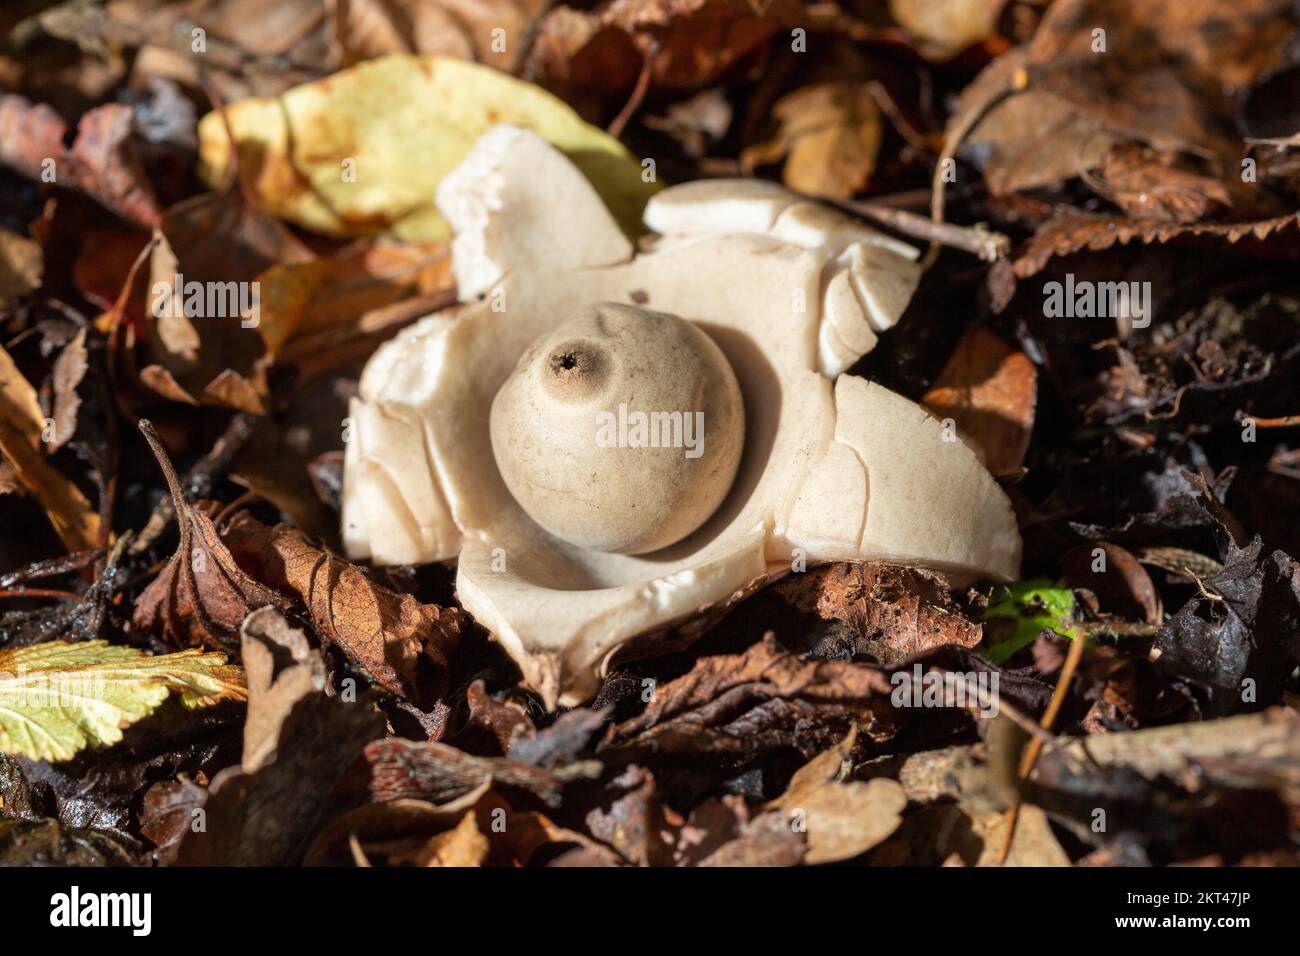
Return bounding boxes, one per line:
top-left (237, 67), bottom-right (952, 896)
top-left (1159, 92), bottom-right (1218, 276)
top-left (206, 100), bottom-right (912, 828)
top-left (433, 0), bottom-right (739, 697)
top-left (1155, 538), bottom-right (1300, 715)
top-left (132, 420), bottom-right (293, 651)
top-left (774, 562), bottom-right (983, 664)
top-left (922, 327), bottom-right (1037, 476)
top-left (0, 640), bottom-right (245, 762)
top-left (239, 607), bottom-right (326, 773)
top-left (526, 0), bottom-right (807, 103)
top-left (408, 809), bottom-right (489, 866)
top-left (741, 81), bottom-right (881, 199)
top-left (0, 345), bottom-right (103, 553)
top-left (196, 54), bottom-right (659, 241)
top-left (221, 512), bottom-right (461, 703)
top-left (888, 0), bottom-right (1006, 60)
top-left (0, 95), bottom-right (160, 227)
top-left (604, 635), bottom-right (897, 759)
top-left (0, 227), bottom-right (42, 305)
top-left (0, 818), bottom-right (143, 866)
top-left (1012, 211), bottom-right (1300, 279)
top-left (767, 728), bottom-right (907, 864)
top-left (365, 737), bottom-right (566, 807)
top-left (331, 0), bottom-right (551, 72)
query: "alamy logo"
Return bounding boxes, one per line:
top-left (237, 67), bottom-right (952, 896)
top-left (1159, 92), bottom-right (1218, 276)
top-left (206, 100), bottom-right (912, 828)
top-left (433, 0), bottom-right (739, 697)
top-left (50, 886), bottom-right (151, 936)
top-left (151, 272), bottom-right (261, 328)
top-left (890, 665), bottom-right (1000, 718)
top-left (595, 404), bottom-right (705, 459)
top-left (1042, 273), bottom-right (1151, 329)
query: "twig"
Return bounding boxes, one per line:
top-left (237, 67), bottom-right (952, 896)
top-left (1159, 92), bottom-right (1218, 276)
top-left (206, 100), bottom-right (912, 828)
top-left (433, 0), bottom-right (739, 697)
top-left (997, 630), bottom-right (1087, 864)
top-left (1239, 413), bottom-right (1300, 428)
top-left (130, 412), bottom-right (260, 554)
top-left (0, 587), bottom-right (81, 601)
top-left (826, 196), bottom-right (1011, 261)
top-left (923, 66), bottom-right (1030, 270)
top-left (607, 40), bottom-right (659, 140)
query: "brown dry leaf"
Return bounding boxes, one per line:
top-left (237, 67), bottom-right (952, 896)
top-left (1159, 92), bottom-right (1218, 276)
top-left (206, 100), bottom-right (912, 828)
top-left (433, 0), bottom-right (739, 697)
top-left (741, 81), bottom-right (881, 199)
top-left (768, 729), bottom-right (907, 865)
top-left (331, 0), bottom-right (551, 72)
top-left (888, 0), bottom-right (1007, 60)
top-left (132, 422), bottom-right (293, 653)
top-left (526, 0), bottom-right (807, 104)
top-left (48, 327), bottom-right (89, 453)
top-left (252, 239), bottom-right (451, 359)
top-left (1012, 211), bottom-right (1300, 279)
top-left (957, 0), bottom-right (1295, 210)
top-left (141, 187), bottom-right (313, 413)
top-left (971, 804), bottom-right (1069, 866)
top-left (401, 809), bottom-right (489, 866)
top-left (1061, 542), bottom-right (1161, 624)
top-left (776, 563), bottom-right (983, 664)
top-left (365, 738), bottom-right (565, 806)
top-left (0, 227), bottom-right (42, 305)
top-left (240, 607), bottom-right (327, 772)
top-left (176, 646), bottom-right (386, 866)
top-left (221, 512), bottom-right (461, 702)
top-left (921, 327), bottom-right (1037, 476)
top-left (0, 95), bottom-right (160, 227)
top-left (0, 345), bottom-right (102, 553)
top-left (1100, 143), bottom-right (1234, 223)
top-left (604, 635), bottom-right (897, 759)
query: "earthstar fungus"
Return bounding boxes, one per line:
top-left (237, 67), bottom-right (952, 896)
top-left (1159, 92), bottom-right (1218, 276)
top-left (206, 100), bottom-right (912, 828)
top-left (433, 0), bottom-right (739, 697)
top-left (342, 125), bottom-right (1022, 707)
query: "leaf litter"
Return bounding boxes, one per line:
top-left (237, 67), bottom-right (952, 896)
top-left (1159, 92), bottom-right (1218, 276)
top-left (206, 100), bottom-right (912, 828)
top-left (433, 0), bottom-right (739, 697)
top-left (0, 0), bottom-right (1299, 868)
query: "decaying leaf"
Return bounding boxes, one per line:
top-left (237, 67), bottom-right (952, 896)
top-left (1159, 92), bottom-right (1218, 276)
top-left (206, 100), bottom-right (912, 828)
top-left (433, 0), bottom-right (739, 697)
top-left (888, 0), bottom-right (1006, 60)
top-left (221, 512), bottom-right (461, 703)
top-left (132, 421), bottom-right (292, 652)
top-left (774, 562), bottom-right (983, 664)
top-left (196, 54), bottom-right (659, 241)
top-left (0, 345), bottom-right (103, 553)
top-left (365, 737), bottom-right (567, 807)
top-left (767, 728), bottom-right (907, 864)
top-left (0, 640), bottom-right (245, 762)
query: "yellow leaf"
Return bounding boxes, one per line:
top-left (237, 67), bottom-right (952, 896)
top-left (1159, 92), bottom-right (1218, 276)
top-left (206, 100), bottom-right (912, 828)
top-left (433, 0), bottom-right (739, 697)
top-left (0, 345), bottom-right (102, 553)
top-left (197, 54), bottom-right (659, 242)
top-left (0, 641), bottom-right (246, 762)
top-left (742, 81), bottom-right (882, 200)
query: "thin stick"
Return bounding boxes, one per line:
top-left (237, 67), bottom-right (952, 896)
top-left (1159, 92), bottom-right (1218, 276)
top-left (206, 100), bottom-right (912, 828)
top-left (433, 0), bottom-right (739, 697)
top-left (922, 66), bottom-right (1029, 270)
top-left (0, 587), bottom-right (81, 601)
top-left (997, 631), bottom-right (1087, 864)
top-left (607, 40), bottom-right (659, 140)
top-left (1241, 413), bottom-right (1300, 428)
top-left (826, 196), bottom-right (1011, 261)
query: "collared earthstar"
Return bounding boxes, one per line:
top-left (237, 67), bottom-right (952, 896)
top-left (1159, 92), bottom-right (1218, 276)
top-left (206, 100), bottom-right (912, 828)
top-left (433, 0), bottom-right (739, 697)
top-left (342, 125), bottom-right (1021, 707)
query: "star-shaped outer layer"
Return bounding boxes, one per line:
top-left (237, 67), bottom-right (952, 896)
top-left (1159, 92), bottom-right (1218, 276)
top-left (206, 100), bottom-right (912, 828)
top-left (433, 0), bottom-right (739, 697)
top-left (342, 126), bottom-right (1021, 707)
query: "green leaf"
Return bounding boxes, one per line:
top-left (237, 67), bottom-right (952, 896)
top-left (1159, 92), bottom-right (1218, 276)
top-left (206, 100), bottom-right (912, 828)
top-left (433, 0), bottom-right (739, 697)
top-left (0, 641), bottom-right (246, 762)
top-left (983, 579), bottom-right (1077, 664)
top-left (196, 54), bottom-right (660, 242)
